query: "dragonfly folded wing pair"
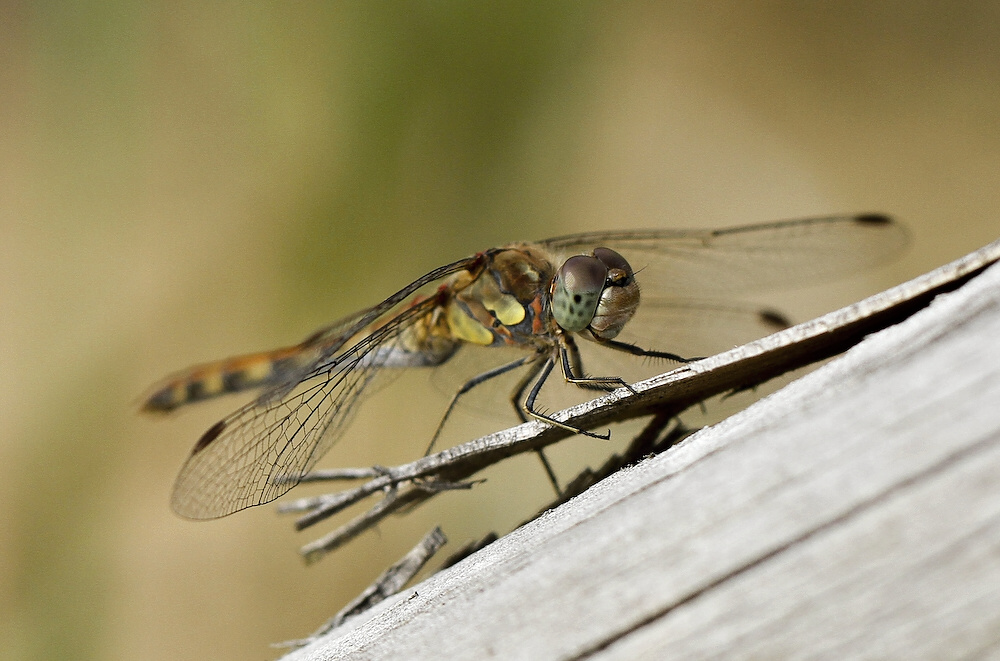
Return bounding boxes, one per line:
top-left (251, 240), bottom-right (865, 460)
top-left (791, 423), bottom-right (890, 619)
top-left (143, 214), bottom-right (908, 520)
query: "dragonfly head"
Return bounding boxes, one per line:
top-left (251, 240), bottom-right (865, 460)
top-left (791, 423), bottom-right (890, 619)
top-left (551, 247), bottom-right (639, 339)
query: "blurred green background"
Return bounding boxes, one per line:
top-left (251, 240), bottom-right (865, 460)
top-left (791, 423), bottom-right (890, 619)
top-left (3, 2), bottom-right (999, 659)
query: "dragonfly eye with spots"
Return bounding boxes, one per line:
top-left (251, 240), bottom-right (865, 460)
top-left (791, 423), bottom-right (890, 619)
top-left (551, 248), bottom-right (641, 339)
top-left (551, 255), bottom-right (608, 332)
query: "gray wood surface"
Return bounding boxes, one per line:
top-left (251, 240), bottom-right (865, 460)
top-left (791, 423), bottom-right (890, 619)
top-left (284, 246), bottom-right (1000, 661)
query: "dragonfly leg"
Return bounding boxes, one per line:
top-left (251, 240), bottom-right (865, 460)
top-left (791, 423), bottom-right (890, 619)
top-left (559, 336), bottom-right (637, 395)
top-left (509, 352), bottom-right (547, 423)
top-left (522, 355), bottom-right (612, 441)
top-left (506, 355), bottom-right (563, 494)
top-left (424, 354), bottom-right (536, 455)
top-left (597, 338), bottom-right (702, 363)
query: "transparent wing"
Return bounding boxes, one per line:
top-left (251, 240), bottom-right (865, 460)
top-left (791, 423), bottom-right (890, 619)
top-left (615, 297), bottom-right (791, 359)
top-left (170, 296), bottom-right (444, 519)
top-left (540, 214), bottom-right (909, 298)
top-left (260, 254), bottom-right (484, 403)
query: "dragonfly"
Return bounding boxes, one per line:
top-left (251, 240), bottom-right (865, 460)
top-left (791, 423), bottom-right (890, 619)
top-left (144, 213), bottom-right (907, 520)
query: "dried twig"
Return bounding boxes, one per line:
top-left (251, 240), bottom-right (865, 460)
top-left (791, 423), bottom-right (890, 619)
top-left (275, 526), bottom-right (448, 648)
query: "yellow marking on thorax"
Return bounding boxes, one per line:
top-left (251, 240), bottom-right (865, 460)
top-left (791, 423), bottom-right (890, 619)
top-left (489, 291), bottom-right (525, 326)
top-left (446, 302), bottom-right (494, 345)
top-left (445, 262), bottom-right (531, 346)
top-left (465, 265), bottom-right (526, 325)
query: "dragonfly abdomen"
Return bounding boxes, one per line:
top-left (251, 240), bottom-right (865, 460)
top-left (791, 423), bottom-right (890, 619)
top-left (358, 338), bottom-right (458, 368)
top-left (143, 347), bottom-right (304, 412)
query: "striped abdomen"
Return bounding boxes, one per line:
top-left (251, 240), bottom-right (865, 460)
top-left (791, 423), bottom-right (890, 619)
top-left (142, 345), bottom-right (307, 413)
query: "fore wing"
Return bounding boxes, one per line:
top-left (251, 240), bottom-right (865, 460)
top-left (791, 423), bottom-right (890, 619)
top-left (539, 214), bottom-right (909, 299)
top-left (263, 255), bottom-right (484, 402)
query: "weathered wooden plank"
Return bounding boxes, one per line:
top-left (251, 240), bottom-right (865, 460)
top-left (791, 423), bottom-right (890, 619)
top-left (284, 249), bottom-right (1000, 661)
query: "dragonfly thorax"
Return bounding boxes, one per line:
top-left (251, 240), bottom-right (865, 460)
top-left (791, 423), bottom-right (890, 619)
top-left (551, 247), bottom-right (639, 340)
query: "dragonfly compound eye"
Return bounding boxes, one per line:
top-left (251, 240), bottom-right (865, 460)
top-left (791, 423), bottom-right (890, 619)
top-left (590, 247), bottom-right (639, 340)
top-left (552, 255), bottom-right (608, 331)
top-left (593, 247), bottom-right (633, 281)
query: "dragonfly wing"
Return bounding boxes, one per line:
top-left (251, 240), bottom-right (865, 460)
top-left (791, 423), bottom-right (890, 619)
top-left (170, 296), bottom-right (445, 519)
top-left (248, 254), bottom-right (485, 408)
top-left (540, 214), bottom-right (909, 299)
top-left (305, 256), bottom-right (483, 361)
top-left (610, 297), bottom-right (791, 360)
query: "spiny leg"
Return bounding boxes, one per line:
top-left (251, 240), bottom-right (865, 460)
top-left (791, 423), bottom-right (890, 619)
top-left (597, 337), bottom-right (702, 363)
top-left (564, 332), bottom-right (587, 384)
top-left (509, 346), bottom-right (622, 496)
top-left (424, 354), bottom-right (537, 455)
top-left (521, 355), bottom-right (611, 441)
top-left (594, 337), bottom-right (709, 412)
top-left (509, 352), bottom-right (546, 425)
top-left (559, 335), bottom-right (637, 395)
top-left (523, 335), bottom-right (658, 495)
top-left (507, 354), bottom-right (562, 494)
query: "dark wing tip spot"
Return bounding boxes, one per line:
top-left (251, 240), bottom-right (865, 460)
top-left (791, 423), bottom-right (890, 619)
top-left (192, 420), bottom-right (227, 455)
top-left (759, 308), bottom-right (792, 330)
top-left (854, 213), bottom-right (892, 225)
